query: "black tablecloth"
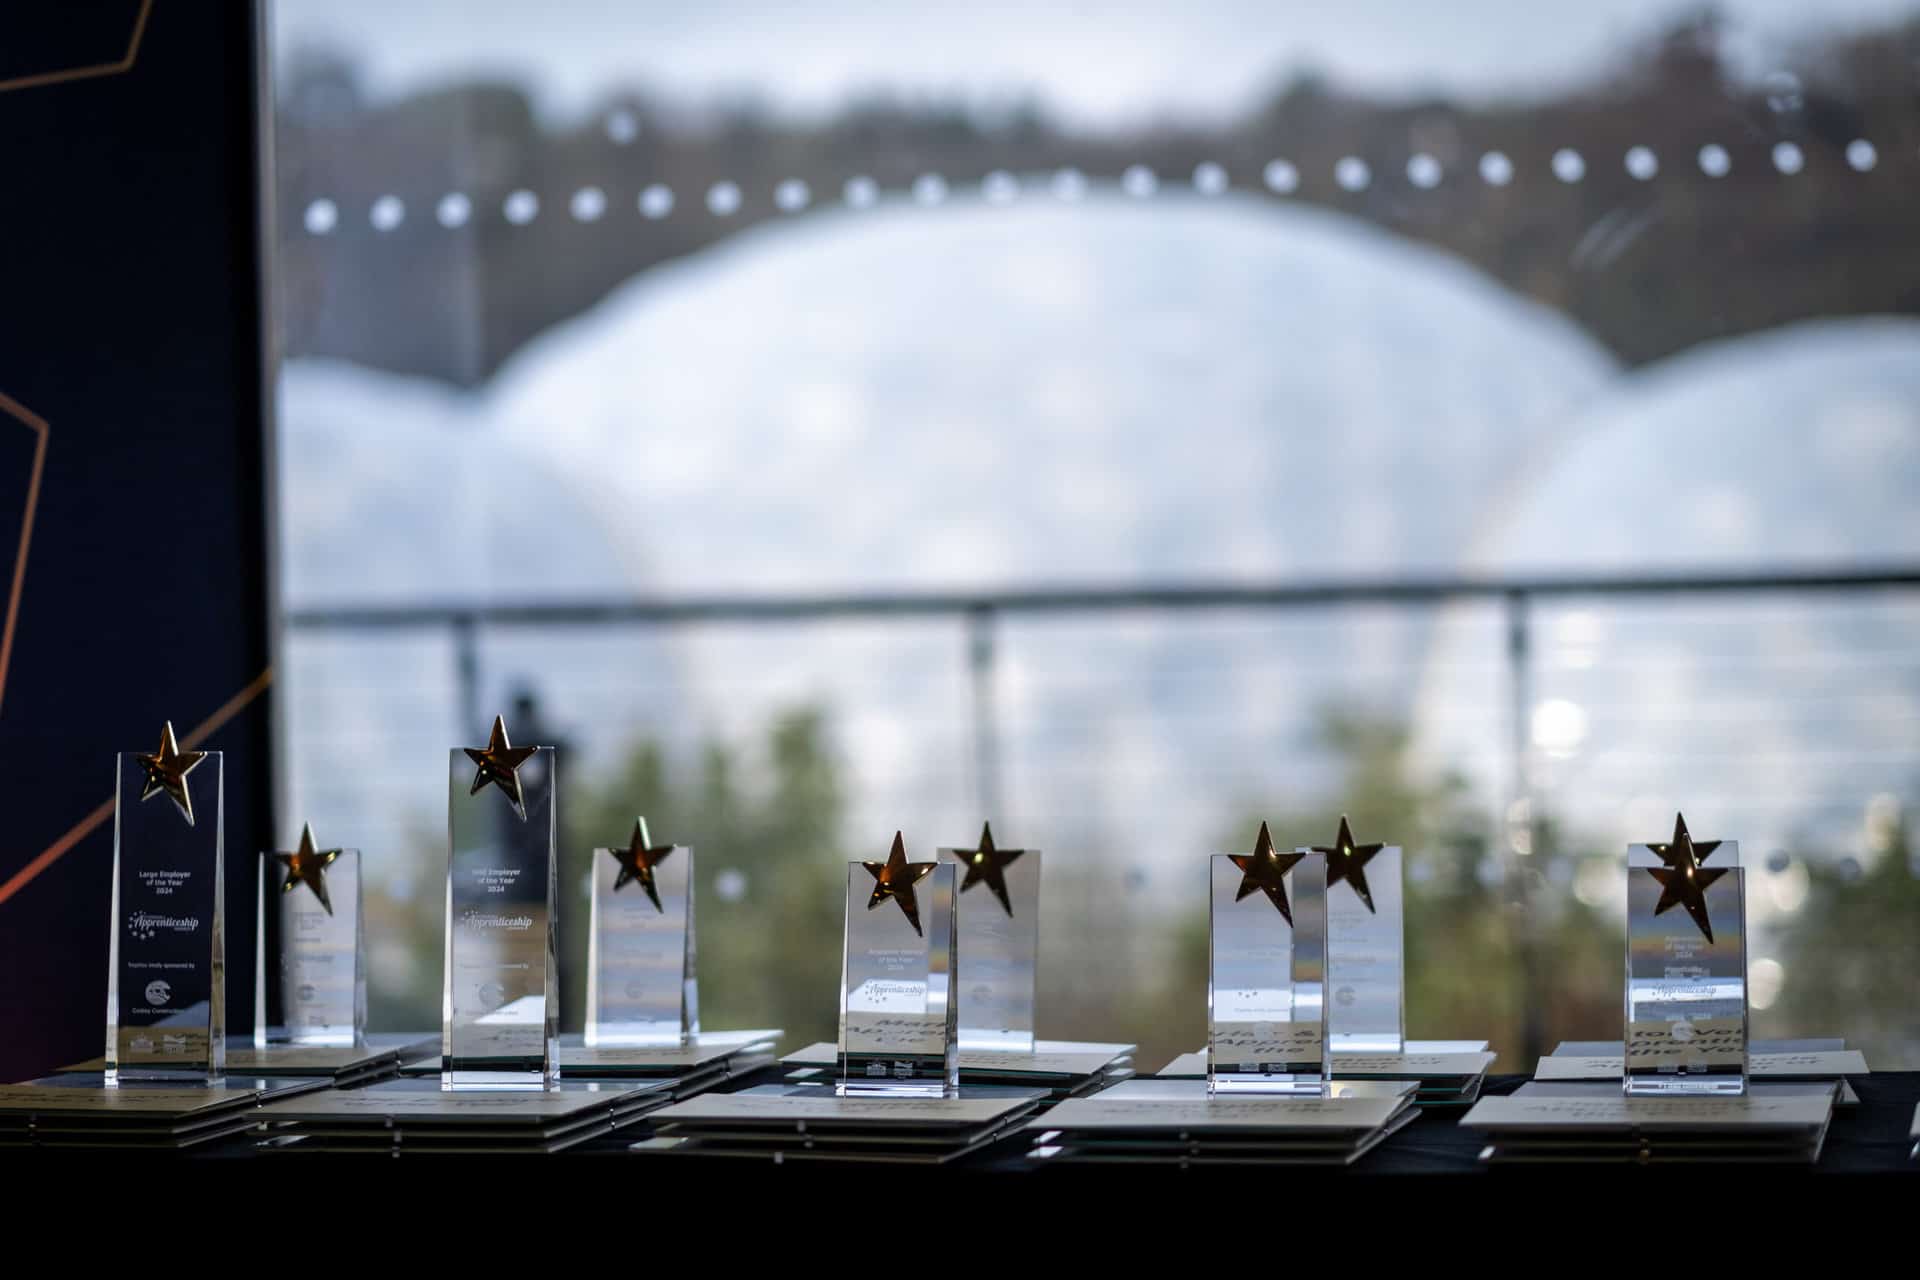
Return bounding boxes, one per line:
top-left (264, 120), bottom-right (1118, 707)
top-left (6, 1070), bottom-right (1914, 1222)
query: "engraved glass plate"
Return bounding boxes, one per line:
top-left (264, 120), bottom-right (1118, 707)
top-left (1625, 841), bottom-right (1747, 1097)
top-left (1326, 844), bottom-right (1405, 1055)
top-left (254, 848), bottom-right (365, 1048)
top-left (585, 841), bottom-right (697, 1047)
top-left (942, 845), bottom-right (1038, 1053)
top-left (838, 861), bottom-right (958, 1097)
top-left (107, 753), bottom-right (225, 1084)
top-left (443, 746), bottom-right (559, 1089)
top-left (1208, 851), bottom-right (1327, 1095)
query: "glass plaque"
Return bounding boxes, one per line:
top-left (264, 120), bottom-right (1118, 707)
top-left (1625, 815), bottom-right (1747, 1097)
top-left (1208, 825), bottom-right (1327, 1095)
top-left (838, 833), bottom-right (958, 1097)
top-left (443, 718), bottom-right (559, 1089)
top-left (106, 729), bottom-right (225, 1085)
top-left (254, 826), bottom-right (365, 1048)
top-left (585, 819), bottom-right (697, 1048)
top-left (1318, 818), bottom-right (1405, 1055)
top-left (941, 824), bottom-right (1037, 1054)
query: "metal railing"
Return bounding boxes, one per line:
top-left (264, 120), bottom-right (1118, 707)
top-left (284, 563), bottom-right (1920, 1057)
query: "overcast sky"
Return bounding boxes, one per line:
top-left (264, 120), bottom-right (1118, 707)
top-left (273, 0), bottom-right (1919, 127)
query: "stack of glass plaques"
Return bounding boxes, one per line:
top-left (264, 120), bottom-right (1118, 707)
top-left (254, 1077), bottom-right (674, 1155)
top-left (1026, 1078), bottom-right (1420, 1167)
top-left (1157, 1040), bottom-right (1494, 1105)
top-left (62, 1032), bottom-right (435, 1088)
top-left (0, 1073), bottom-right (330, 1150)
top-left (636, 1082), bottom-right (1051, 1165)
top-left (399, 1028), bottom-right (779, 1085)
top-left (779, 1038), bottom-right (1133, 1100)
top-left (1533, 1038), bottom-right (1866, 1104)
top-left (1461, 1084), bottom-right (1839, 1164)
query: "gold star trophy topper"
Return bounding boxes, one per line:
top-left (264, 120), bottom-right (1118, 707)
top-left (1314, 814), bottom-right (1384, 913)
top-left (135, 720), bottom-right (208, 826)
top-left (863, 831), bottom-right (937, 937)
top-left (608, 817), bottom-right (675, 912)
top-left (1643, 812), bottom-right (1727, 944)
top-left (272, 822), bottom-right (344, 916)
top-left (949, 821), bottom-right (1026, 918)
top-left (1229, 820), bottom-right (1308, 924)
top-left (463, 714), bottom-right (538, 820)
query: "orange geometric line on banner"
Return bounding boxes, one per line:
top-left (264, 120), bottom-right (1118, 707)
top-left (0, 0), bottom-right (153, 94)
top-left (0, 665), bottom-right (274, 908)
top-left (0, 390), bottom-right (49, 718)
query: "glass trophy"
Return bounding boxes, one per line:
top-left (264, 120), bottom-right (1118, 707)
top-left (255, 824), bottom-right (365, 1048)
top-left (106, 723), bottom-right (225, 1084)
top-left (443, 716), bottom-right (559, 1089)
top-left (838, 832), bottom-right (959, 1097)
top-left (1208, 823), bottom-right (1327, 1095)
top-left (1318, 817), bottom-right (1406, 1055)
top-left (1625, 814), bottom-right (1747, 1096)
top-left (941, 823), bottom-right (1037, 1054)
top-left (585, 818), bottom-right (697, 1048)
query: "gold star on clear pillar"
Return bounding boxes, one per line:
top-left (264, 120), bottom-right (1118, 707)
top-left (272, 822), bottom-right (344, 916)
top-left (134, 720), bottom-right (208, 826)
top-left (608, 816), bottom-right (674, 912)
top-left (462, 714), bottom-right (538, 820)
top-left (1228, 820), bottom-right (1307, 924)
top-left (949, 821), bottom-right (1026, 918)
top-left (862, 831), bottom-right (937, 937)
top-left (1314, 814), bottom-right (1384, 913)
top-left (1644, 812), bottom-right (1728, 944)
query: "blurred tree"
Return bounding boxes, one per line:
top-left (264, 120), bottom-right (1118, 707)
top-left (1769, 812), bottom-right (1920, 1069)
top-left (564, 707), bottom-right (848, 1046)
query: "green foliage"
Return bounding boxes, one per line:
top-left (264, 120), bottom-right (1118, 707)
top-left (562, 707), bottom-right (848, 1046)
top-left (1769, 816), bottom-right (1920, 1069)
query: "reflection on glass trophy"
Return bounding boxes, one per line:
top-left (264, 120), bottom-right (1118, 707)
top-left (838, 832), bottom-right (958, 1097)
top-left (106, 722), bottom-right (225, 1085)
top-left (586, 817), bottom-right (697, 1048)
top-left (255, 822), bottom-right (365, 1048)
top-left (1209, 822), bottom-right (1327, 1095)
top-left (1625, 813), bottom-right (1748, 1097)
top-left (1315, 816), bottom-right (1405, 1055)
top-left (941, 822), bottom-right (1037, 1054)
top-left (443, 715), bottom-right (559, 1089)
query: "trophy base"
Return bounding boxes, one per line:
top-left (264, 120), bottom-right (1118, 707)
top-left (836, 1051), bottom-right (957, 1098)
top-left (1208, 1067), bottom-right (1328, 1097)
top-left (1624, 1069), bottom-right (1748, 1098)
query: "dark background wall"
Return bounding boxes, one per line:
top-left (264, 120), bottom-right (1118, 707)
top-left (0, 1), bottom-right (277, 1080)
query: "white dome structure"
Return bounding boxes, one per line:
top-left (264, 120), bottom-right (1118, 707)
top-left (481, 191), bottom-right (1619, 865)
top-left (1413, 317), bottom-right (1920, 890)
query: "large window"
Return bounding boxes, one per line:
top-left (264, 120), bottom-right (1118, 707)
top-left (271, 1), bottom-right (1920, 1068)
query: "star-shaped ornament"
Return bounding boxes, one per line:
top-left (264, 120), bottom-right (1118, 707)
top-left (608, 817), bottom-right (675, 912)
top-left (1643, 812), bottom-right (1728, 944)
top-left (135, 720), bottom-right (208, 826)
top-left (1228, 821), bottom-right (1307, 924)
top-left (273, 822), bottom-right (344, 916)
top-left (862, 831), bottom-right (937, 937)
top-left (949, 821), bottom-right (1026, 918)
top-left (463, 714), bottom-right (538, 819)
top-left (1314, 815), bottom-right (1384, 913)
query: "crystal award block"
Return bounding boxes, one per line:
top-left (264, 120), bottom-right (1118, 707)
top-left (1325, 844), bottom-right (1405, 1056)
top-left (585, 833), bottom-right (696, 1048)
top-left (107, 751), bottom-right (225, 1084)
top-left (1208, 851), bottom-right (1327, 1095)
top-left (1625, 837), bottom-right (1747, 1096)
top-left (254, 846), bottom-right (365, 1048)
top-left (838, 847), bottom-right (958, 1097)
top-left (942, 843), bottom-right (1038, 1054)
top-left (444, 744), bottom-right (559, 1088)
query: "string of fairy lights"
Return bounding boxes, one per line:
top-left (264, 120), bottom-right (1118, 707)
top-left (297, 134), bottom-right (1890, 237)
